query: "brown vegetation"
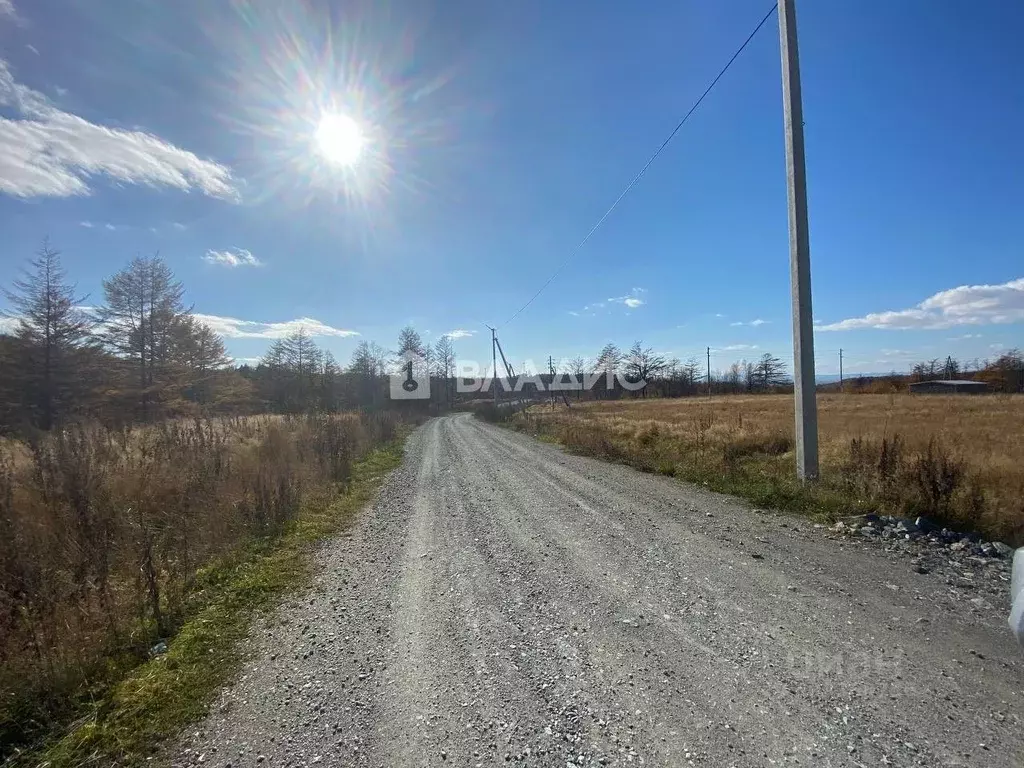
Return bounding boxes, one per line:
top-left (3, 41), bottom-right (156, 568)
top-left (0, 411), bottom-right (403, 760)
top-left (507, 394), bottom-right (1024, 546)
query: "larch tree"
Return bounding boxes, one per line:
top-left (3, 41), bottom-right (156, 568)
top-left (594, 343), bottom-right (623, 398)
top-left (174, 315), bottom-right (231, 405)
top-left (97, 255), bottom-right (188, 420)
top-left (433, 334), bottom-right (456, 406)
top-left (3, 240), bottom-right (93, 430)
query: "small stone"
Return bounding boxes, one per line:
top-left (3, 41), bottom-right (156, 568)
top-left (992, 542), bottom-right (1014, 558)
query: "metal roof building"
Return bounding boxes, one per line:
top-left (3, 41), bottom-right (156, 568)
top-left (908, 379), bottom-right (988, 394)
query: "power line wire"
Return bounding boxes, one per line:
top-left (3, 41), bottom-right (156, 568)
top-left (501, 3), bottom-right (779, 328)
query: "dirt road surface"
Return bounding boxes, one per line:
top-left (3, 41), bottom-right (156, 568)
top-left (174, 414), bottom-right (1023, 767)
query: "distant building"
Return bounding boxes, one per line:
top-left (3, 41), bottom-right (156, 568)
top-left (908, 379), bottom-right (988, 394)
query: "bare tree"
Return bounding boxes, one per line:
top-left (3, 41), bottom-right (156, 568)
top-left (567, 355), bottom-right (588, 399)
top-left (624, 341), bottom-right (668, 397)
top-left (434, 335), bottom-right (456, 405)
top-left (753, 352), bottom-right (788, 391)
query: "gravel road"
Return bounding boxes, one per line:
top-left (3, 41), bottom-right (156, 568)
top-left (174, 414), bottom-right (1024, 768)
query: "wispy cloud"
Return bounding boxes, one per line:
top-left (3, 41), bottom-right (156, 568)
top-left (608, 287), bottom-right (646, 309)
top-left (817, 277), bottom-right (1024, 331)
top-left (570, 287), bottom-right (646, 316)
top-left (203, 248), bottom-right (261, 268)
top-left (79, 220), bottom-right (125, 231)
top-left (193, 314), bottom-right (358, 339)
top-left (717, 344), bottom-right (759, 352)
top-left (0, 59), bottom-right (235, 199)
top-left (730, 318), bottom-right (769, 327)
top-left (947, 333), bottom-right (982, 341)
top-left (0, 0), bottom-right (15, 19)
top-left (446, 329), bottom-right (475, 340)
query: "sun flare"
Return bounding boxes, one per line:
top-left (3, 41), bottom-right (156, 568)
top-left (315, 113), bottom-right (365, 167)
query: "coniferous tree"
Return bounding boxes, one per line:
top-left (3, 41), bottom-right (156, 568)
top-left (97, 255), bottom-right (188, 420)
top-left (2, 240), bottom-right (93, 430)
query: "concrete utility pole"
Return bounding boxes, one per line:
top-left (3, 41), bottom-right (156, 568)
top-left (778, 0), bottom-right (819, 481)
top-left (490, 326), bottom-right (498, 406)
top-left (548, 355), bottom-right (556, 408)
top-left (839, 349), bottom-right (843, 391)
top-left (706, 346), bottom-right (712, 398)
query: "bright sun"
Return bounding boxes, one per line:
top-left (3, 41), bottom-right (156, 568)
top-left (315, 113), bottom-right (365, 167)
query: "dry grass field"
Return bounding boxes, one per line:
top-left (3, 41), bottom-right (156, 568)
top-left (0, 412), bottom-right (407, 765)
top-left (510, 393), bottom-right (1024, 546)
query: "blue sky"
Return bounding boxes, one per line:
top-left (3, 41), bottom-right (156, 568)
top-left (1, 0), bottom-right (1021, 376)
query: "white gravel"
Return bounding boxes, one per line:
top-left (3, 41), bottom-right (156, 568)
top-left (173, 414), bottom-right (1024, 767)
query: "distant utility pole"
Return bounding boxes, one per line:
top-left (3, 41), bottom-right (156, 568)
top-left (779, 0), bottom-right (819, 481)
top-left (706, 346), bottom-right (712, 398)
top-left (839, 349), bottom-right (843, 391)
top-left (490, 326), bottom-right (498, 406)
top-left (548, 355), bottom-right (556, 407)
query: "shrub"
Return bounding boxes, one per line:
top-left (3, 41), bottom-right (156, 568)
top-left (0, 412), bottom-right (407, 760)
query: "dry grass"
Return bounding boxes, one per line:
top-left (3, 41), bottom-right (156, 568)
top-left (0, 411), bottom-right (407, 763)
top-left (510, 394), bottom-right (1024, 545)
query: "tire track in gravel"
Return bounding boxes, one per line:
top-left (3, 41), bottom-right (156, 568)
top-left (174, 413), bottom-right (1024, 768)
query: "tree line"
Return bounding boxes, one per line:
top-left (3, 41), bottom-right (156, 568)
top-left (474, 341), bottom-right (791, 401)
top-left (0, 242), bottom-right (452, 436)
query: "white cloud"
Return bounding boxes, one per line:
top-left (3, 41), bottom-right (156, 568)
top-left (730, 318), bottom-right (769, 327)
top-left (0, 316), bottom-right (20, 334)
top-left (717, 344), bottom-right (759, 352)
top-left (231, 357), bottom-right (263, 366)
top-left (608, 287), bottom-right (646, 309)
top-left (446, 329), bottom-right (475, 340)
top-left (0, 59), bottom-right (236, 199)
top-left (0, 0), bottom-right (15, 19)
top-left (571, 288), bottom-right (646, 316)
top-left (817, 277), bottom-right (1024, 331)
top-left (79, 220), bottom-right (93, 228)
top-left (193, 313), bottom-right (358, 339)
top-left (203, 248), bottom-right (261, 268)
top-left (947, 333), bottom-right (982, 341)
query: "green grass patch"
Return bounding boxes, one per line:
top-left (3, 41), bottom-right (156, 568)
top-left (501, 416), bottom-right (866, 524)
top-left (6, 440), bottom-right (405, 768)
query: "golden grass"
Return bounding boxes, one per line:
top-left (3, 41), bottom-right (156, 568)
top-left (512, 394), bottom-right (1024, 544)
